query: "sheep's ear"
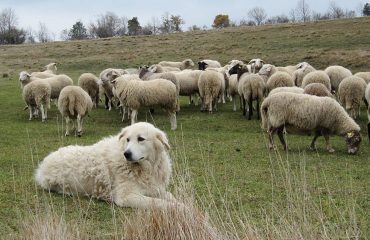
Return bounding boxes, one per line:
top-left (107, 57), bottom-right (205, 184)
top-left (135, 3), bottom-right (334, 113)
top-left (156, 131), bottom-right (170, 150)
top-left (111, 79), bottom-right (117, 84)
top-left (260, 59), bottom-right (265, 63)
top-left (248, 59), bottom-right (255, 64)
top-left (197, 61), bottom-right (201, 65)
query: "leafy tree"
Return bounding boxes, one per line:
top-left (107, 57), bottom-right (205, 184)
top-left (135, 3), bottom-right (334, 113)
top-left (212, 14), bottom-right (230, 28)
top-left (248, 7), bottom-right (267, 26)
top-left (363, 3), bottom-right (370, 16)
top-left (170, 15), bottom-right (184, 32)
top-left (68, 21), bottom-right (88, 40)
top-left (128, 17), bottom-right (141, 35)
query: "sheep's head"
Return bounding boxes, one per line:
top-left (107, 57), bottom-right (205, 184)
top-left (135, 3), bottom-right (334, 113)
top-left (184, 59), bottom-right (194, 68)
top-left (249, 58), bottom-right (264, 68)
top-left (198, 61), bottom-right (208, 70)
top-left (102, 70), bottom-right (120, 83)
top-left (345, 131), bottom-right (361, 154)
top-left (228, 63), bottom-right (249, 81)
top-left (148, 64), bottom-right (158, 73)
top-left (258, 64), bottom-right (273, 76)
top-left (19, 71), bottom-right (31, 82)
top-left (44, 62), bottom-right (58, 73)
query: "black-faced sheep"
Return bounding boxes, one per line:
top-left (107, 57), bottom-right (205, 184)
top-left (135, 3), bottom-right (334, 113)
top-left (58, 86), bottom-right (93, 137)
top-left (198, 59), bottom-right (221, 70)
top-left (261, 92), bottom-right (361, 154)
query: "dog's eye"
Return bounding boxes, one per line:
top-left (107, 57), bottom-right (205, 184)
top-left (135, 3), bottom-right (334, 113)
top-left (127, 138), bottom-right (130, 142)
top-left (138, 136), bottom-right (145, 142)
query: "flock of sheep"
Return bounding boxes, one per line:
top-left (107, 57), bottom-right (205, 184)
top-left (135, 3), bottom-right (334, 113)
top-left (18, 58), bottom-right (370, 154)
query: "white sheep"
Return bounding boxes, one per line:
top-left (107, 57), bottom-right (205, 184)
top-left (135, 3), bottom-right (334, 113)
top-left (248, 58), bottom-right (265, 73)
top-left (261, 92), bottom-right (362, 154)
top-left (303, 83), bottom-right (333, 97)
top-left (174, 70), bottom-right (202, 105)
top-left (148, 64), bottom-right (181, 73)
top-left (365, 83), bottom-right (370, 141)
top-left (204, 67), bottom-right (229, 103)
top-left (292, 62), bottom-right (316, 87)
top-left (116, 78), bottom-right (178, 130)
top-left (30, 62), bottom-right (58, 78)
top-left (354, 72), bottom-right (370, 84)
top-left (338, 76), bottom-right (367, 119)
top-left (78, 73), bottom-right (100, 108)
top-left (228, 74), bottom-right (240, 111)
top-left (20, 71), bottom-right (73, 100)
top-left (198, 59), bottom-right (222, 70)
top-left (258, 64), bottom-right (278, 83)
top-left (158, 59), bottom-right (194, 70)
top-left (22, 79), bottom-right (51, 122)
top-left (99, 68), bottom-right (123, 110)
top-left (324, 65), bottom-right (352, 93)
top-left (266, 71), bottom-right (294, 93)
top-left (301, 70), bottom-right (331, 91)
top-left (269, 86), bottom-right (304, 96)
top-left (198, 70), bottom-right (223, 113)
top-left (58, 86), bottom-right (93, 137)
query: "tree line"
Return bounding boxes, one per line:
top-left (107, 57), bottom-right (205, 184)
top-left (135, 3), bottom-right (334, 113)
top-left (1, 1), bottom-right (370, 44)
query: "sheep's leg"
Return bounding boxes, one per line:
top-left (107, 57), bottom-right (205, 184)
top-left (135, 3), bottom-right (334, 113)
top-left (323, 133), bottom-right (335, 153)
top-left (65, 117), bottom-right (71, 136)
top-left (268, 127), bottom-right (277, 150)
top-left (28, 106), bottom-right (33, 121)
top-left (169, 112), bottom-right (177, 130)
top-left (108, 99), bottom-right (112, 111)
top-left (122, 107), bottom-right (126, 122)
top-left (131, 109), bottom-right (138, 125)
top-left (242, 97), bottom-right (246, 116)
top-left (367, 122), bottom-right (370, 142)
top-left (277, 127), bottom-right (287, 151)
top-left (214, 97), bottom-right (218, 111)
top-left (248, 95), bottom-right (253, 120)
top-left (76, 114), bottom-right (82, 137)
top-left (232, 96), bottom-right (237, 111)
top-left (104, 94), bottom-right (109, 110)
top-left (40, 104), bottom-right (46, 122)
top-left (209, 98), bottom-right (213, 113)
top-left (256, 98), bottom-right (260, 120)
top-left (309, 131), bottom-right (321, 151)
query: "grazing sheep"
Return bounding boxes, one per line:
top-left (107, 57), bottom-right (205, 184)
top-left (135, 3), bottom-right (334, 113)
top-left (269, 86), bottom-right (304, 96)
top-left (99, 68), bottom-right (123, 110)
top-left (266, 71), bottom-right (294, 93)
top-left (198, 59), bottom-right (222, 70)
top-left (354, 72), bottom-right (370, 84)
top-left (148, 64), bottom-right (181, 73)
top-left (324, 65), bottom-right (352, 93)
top-left (198, 70), bottom-right (223, 113)
top-left (301, 70), bottom-right (331, 91)
top-left (248, 58), bottom-right (265, 73)
top-left (261, 92), bottom-right (362, 154)
top-left (78, 73), bottom-right (100, 108)
top-left (118, 78), bottom-right (178, 130)
top-left (174, 70), bottom-right (202, 105)
top-left (22, 79), bottom-right (51, 122)
top-left (20, 71), bottom-right (73, 100)
top-left (292, 62), bottom-right (316, 87)
top-left (303, 83), bottom-right (333, 97)
top-left (58, 86), bottom-right (93, 137)
top-left (338, 76), bottom-right (367, 119)
top-left (30, 63), bottom-right (58, 78)
top-left (158, 59), bottom-right (194, 70)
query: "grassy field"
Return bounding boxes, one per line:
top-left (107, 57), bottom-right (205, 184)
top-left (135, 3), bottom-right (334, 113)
top-left (0, 17), bottom-right (370, 238)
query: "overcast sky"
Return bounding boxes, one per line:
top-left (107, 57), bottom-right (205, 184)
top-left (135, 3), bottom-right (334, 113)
top-left (0, 0), bottom-right (365, 40)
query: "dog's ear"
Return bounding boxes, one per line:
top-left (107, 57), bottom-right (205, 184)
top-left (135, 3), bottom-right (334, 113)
top-left (118, 127), bottom-right (128, 141)
top-left (156, 131), bottom-right (170, 150)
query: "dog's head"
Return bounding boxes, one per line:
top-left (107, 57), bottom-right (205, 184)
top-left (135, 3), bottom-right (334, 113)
top-left (118, 122), bottom-right (170, 163)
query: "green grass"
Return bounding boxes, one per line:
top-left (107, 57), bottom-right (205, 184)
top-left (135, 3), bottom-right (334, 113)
top-left (0, 17), bottom-right (370, 238)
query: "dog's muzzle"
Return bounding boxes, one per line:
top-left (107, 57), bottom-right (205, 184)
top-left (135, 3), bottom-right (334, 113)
top-left (124, 150), bottom-right (133, 161)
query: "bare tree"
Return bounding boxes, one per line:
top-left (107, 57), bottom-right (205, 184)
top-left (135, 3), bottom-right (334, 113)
top-left (150, 17), bottom-right (160, 35)
top-left (328, 1), bottom-right (345, 19)
top-left (295, 0), bottom-right (311, 22)
top-left (37, 22), bottom-right (50, 43)
top-left (89, 12), bottom-right (122, 38)
top-left (248, 7), bottom-right (267, 26)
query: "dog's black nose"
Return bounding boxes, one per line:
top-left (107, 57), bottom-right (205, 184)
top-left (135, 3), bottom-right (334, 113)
top-left (124, 150), bottom-right (132, 160)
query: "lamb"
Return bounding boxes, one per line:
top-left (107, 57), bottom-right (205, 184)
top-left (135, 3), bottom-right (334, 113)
top-left (197, 70), bottom-right (223, 113)
top-left (198, 59), bottom-right (222, 70)
top-left (116, 78), bottom-right (178, 130)
top-left (354, 72), bottom-right (370, 84)
top-left (337, 76), bottom-right (367, 119)
top-left (19, 71), bottom-right (73, 100)
top-left (301, 70), bottom-right (331, 91)
top-left (269, 86), bottom-right (304, 96)
top-left (174, 70), bottom-right (202, 105)
top-left (229, 63), bottom-right (265, 119)
top-left (261, 92), bottom-right (362, 154)
top-left (248, 58), bottom-right (265, 73)
top-left (324, 65), bottom-right (352, 93)
top-left (99, 68), bottom-right (123, 110)
top-left (22, 79), bottom-right (51, 122)
top-left (292, 62), bottom-right (316, 87)
top-left (78, 73), bottom-right (100, 108)
top-left (30, 62), bottom-right (58, 78)
top-left (158, 59), bottom-right (194, 70)
top-left (303, 83), bottom-right (333, 97)
top-left (266, 71), bottom-right (294, 93)
top-left (58, 86), bottom-right (93, 137)
top-left (148, 64), bottom-right (181, 73)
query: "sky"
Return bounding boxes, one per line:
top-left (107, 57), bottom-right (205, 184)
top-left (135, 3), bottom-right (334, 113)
top-left (0, 0), bottom-right (366, 40)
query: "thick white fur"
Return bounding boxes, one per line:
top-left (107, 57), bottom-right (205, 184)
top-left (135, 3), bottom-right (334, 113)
top-left (35, 122), bottom-right (179, 209)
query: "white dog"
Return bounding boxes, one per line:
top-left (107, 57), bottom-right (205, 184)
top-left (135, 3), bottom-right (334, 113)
top-left (35, 122), bottom-right (178, 208)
